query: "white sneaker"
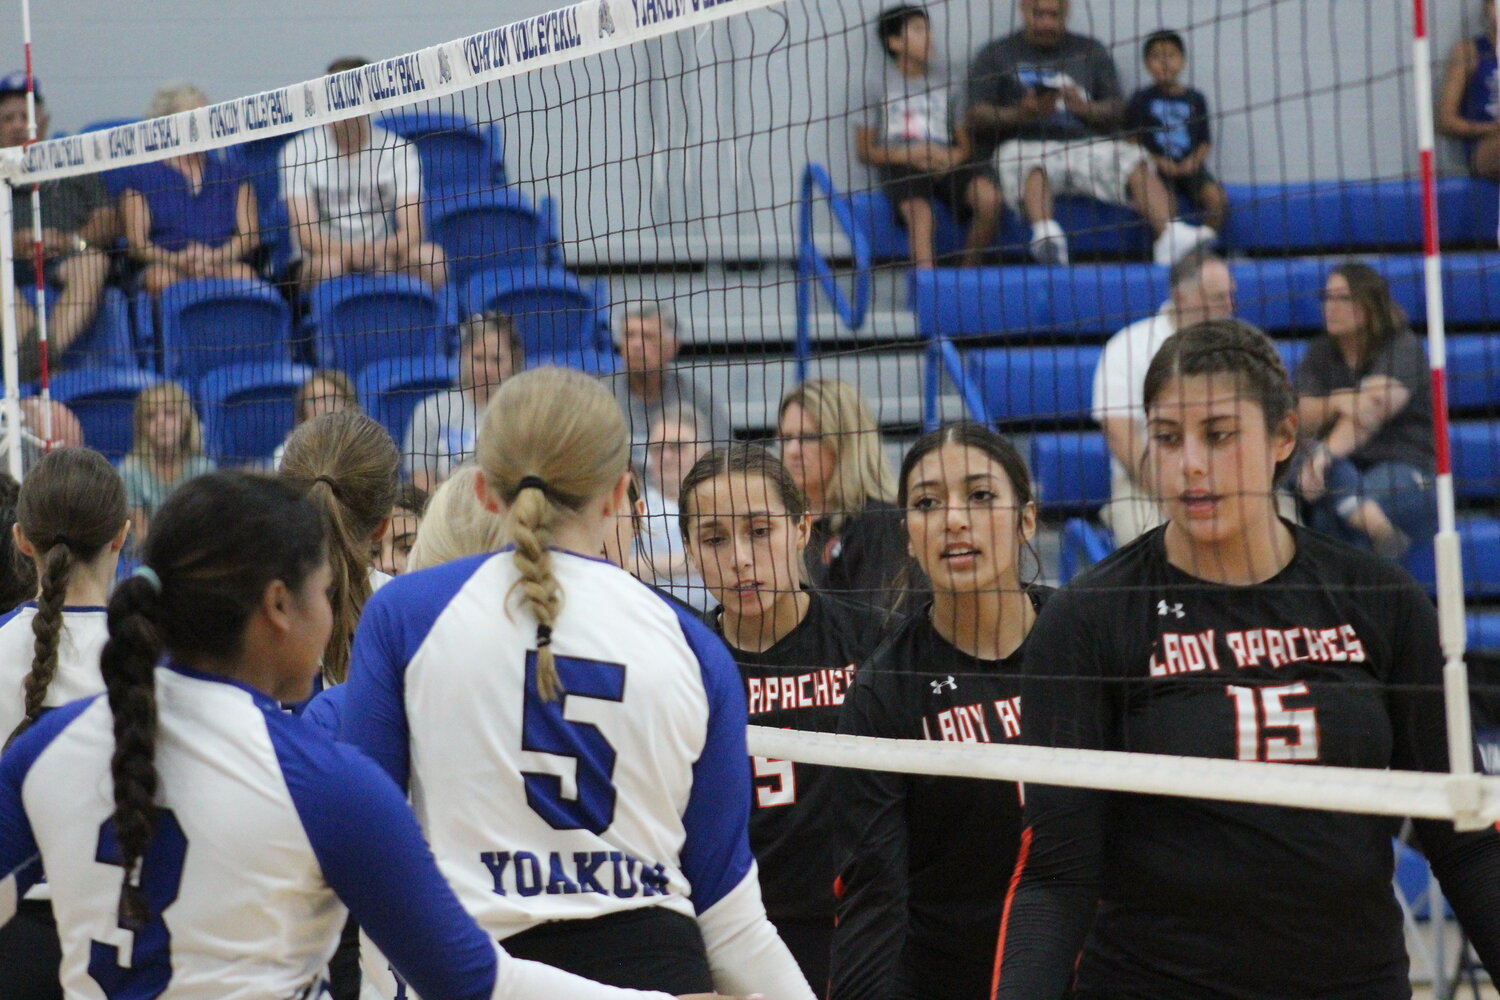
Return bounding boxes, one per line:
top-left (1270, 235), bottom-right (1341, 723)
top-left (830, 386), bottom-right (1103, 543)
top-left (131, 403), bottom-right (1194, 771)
top-left (1029, 219), bottom-right (1070, 266)
top-left (1153, 220), bottom-right (1217, 267)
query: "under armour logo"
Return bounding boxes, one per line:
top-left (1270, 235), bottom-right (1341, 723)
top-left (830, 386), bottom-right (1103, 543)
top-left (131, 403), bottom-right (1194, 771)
top-left (598, 0), bottom-right (617, 36)
top-left (1157, 600), bottom-right (1185, 619)
top-left (930, 675), bottom-right (957, 693)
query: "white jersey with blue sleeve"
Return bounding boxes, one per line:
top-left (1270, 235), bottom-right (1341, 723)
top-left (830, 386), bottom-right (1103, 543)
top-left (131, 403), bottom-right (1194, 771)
top-left (343, 549), bottom-right (815, 1000)
top-left (0, 602), bottom-right (109, 740)
top-left (0, 663), bottom-right (677, 1000)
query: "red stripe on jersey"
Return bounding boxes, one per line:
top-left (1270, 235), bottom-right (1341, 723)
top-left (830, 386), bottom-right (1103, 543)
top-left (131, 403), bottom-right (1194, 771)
top-left (991, 825), bottom-right (1034, 996)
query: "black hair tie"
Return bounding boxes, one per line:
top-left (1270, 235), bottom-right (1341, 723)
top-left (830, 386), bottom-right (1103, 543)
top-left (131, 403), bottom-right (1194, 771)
top-left (313, 474), bottom-right (342, 499)
top-left (52, 533), bottom-right (74, 550)
top-left (517, 476), bottom-right (549, 497)
top-left (536, 624), bottom-right (553, 649)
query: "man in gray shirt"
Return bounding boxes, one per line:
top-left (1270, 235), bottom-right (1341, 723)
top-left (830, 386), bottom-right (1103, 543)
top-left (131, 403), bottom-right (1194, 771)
top-left (607, 303), bottom-right (730, 474)
top-left (966, 0), bottom-right (1214, 267)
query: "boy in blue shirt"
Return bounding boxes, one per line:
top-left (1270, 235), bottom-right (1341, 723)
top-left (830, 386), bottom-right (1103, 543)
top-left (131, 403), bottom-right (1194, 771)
top-left (1125, 30), bottom-right (1228, 234)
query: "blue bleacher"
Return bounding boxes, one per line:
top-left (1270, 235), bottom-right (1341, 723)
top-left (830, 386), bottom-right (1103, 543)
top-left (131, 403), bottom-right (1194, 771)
top-left (220, 133), bottom-right (297, 280)
top-left (20, 285), bottom-right (136, 371)
top-left (1402, 515), bottom-right (1500, 599)
top-left (910, 267), bottom-right (1051, 340)
top-left (1058, 516), bottom-right (1116, 584)
top-left (307, 274), bottom-right (453, 376)
top-left (1451, 421), bottom-right (1500, 502)
top-left (458, 267), bottom-right (613, 365)
top-left (356, 354), bottom-right (459, 447)
top-left (1448, 334), bottom-right (1500, 412)
top-left (156, 278), bottom-right (293, 383)
top-left (196, 361), bottom-right (314, 467)
top-left (376, 109), bottom-right (505, 194)
top-left (47, 366), bottom-right (159, 462)
top-left (1473, 610), bottom-right (1500, 652)
top-left (1030, 431), bottom-right (1111, 513)
top-left (964, 344), bottom-right (1100, 424)
top-left (429, 190), bottom-right (559, 286)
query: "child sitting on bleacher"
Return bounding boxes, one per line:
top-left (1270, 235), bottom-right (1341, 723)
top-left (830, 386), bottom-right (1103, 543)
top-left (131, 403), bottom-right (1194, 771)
top-left (1125, 30), bottom-right (1228, 235)
top-left (855, 5), bottom-right (1003, 268)
top-left (117, 381), bottom-right (216, 547)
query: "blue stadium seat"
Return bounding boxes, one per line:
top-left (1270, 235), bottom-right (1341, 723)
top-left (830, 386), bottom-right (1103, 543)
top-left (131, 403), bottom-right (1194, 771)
top-left (196, 361), bottom-right (315, 467)
top-left (158, 278), bottom-right (293, 383)
top-left (1451, 421), bottom-right (1500, 502)
top-left (1050, 196), bottom-right (1152, 260)
top-left (1275, 336), bottom-right (1311, 376)
top-left (1044, 264), bottom-right (1168, 337)
top-left (1403, 515), bottom-right (1500, 599)
top-left (308, 274), bottom-right (452, 375)
top-left (220, 133), bottom-right (297, 279)
top-left (1222, 180), bottom-right (1427, 254)
top-left (376, 109), bottom-right (505, 194)
top-left (1447, 334), bottom-right (1500, 413)
top-left (429, 190), bottom-right (558, 286)
top-left (1030, 430), bottom-right (1111, 513)
top-left (1438, 178), bottom-right (1500, 246)
top-left (458, 267), bottom-right (610, 360)
top-left (1058, 516), bottom-right (1115, 584)
top-left (911, 268), bottom-right (1051, 340)
top-left (845, 189), bottom-right (969, 262)
top-left (1472, 610), bottom-right (1500, 652)
top-left (355, 354), bottom-right (459, 447)
top-left (1371, 253), bottom-right (1499, 328)
top-left (20, 285), bottom-right (137, 371)
top-left (964, 344), bottom-right (1102, 424)
top-left (47, 366), bottom-right (159, 462)
top-left (1230, 258), bottom-right (1325, 333)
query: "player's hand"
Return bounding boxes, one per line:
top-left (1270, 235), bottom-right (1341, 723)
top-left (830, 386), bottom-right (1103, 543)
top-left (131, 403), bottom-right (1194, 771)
top-left (1060, 84), bottom-right (1090, 116)
top-left (1298, 445), bottom-right (1329, 501)
top-left (1016, 88), bottom-right (1056, 122)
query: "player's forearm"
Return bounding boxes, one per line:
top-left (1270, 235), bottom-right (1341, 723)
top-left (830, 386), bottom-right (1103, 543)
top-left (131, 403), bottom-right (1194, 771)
top-left (699, 872), bottom-right (816, 1000)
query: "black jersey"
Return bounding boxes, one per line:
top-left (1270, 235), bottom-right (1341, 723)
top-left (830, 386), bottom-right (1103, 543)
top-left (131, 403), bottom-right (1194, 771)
top-left (996, 524), bottom-right (1500, 1000)
top-left (806, 499), bottom-right (916, 612)
top-left (831, 588), bottom-right (1052, 1000)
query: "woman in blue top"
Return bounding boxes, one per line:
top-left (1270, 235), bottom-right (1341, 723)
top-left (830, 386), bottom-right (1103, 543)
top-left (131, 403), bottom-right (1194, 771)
top-left (120, 83), bottom-right (261, 296)
top-left (1439, 0), bottom-right (1500, 178)
top-left (0, 470), bottom-right (719, 1000)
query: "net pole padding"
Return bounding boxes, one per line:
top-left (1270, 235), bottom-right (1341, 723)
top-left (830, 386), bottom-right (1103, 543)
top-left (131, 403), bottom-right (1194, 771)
top-left (19, 0), bottom-right (49, 447)
top-left (747, 728), bottom-right (1500, 831)
top-left (0, 0), bottom-right (791, 187)
top-left (1411, 0), bottom-right (1476, 815)
top-left (0, 182), bottom-right (24, 479)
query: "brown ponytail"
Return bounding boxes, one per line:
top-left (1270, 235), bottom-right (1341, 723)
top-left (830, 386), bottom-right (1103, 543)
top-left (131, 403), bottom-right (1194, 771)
top-left (476, 368), bottom-right (629, 702)
top-left (280, 412), bottom-right (399, 683)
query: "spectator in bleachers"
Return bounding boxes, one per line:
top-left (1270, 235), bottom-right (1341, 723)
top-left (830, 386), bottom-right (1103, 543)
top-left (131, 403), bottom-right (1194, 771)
top-left (0, 398), bottom-right (87, 476)
top-left (0, 471), bottom-right (35, 614)
top-left (965, 0), bottom-right (1216, 267)
top-left (1093, 248), bottom-right (1234, 543)
top-left (778, 379), bottom-right (910, 611)
top-left (280, 57), bottom-right (447, 292)
top-left (1124, 30), bottom-right (1228, 235)
top-left (403, 310), bottom-right (519, 494)
top-left (1294, 263), bottom-right (1434, 560)
top-left (404, 461), bottom-right (508, 571)
top-left (117, 381), bottom-right (216, 547)
top-left (1438, 0), bottom-right (1500, 180)
top-left (856, 5), bottom-right (1003, 268)
top-left (120, 82), bottom-right (261, 297)
top-left (371, 481), bottom-right (426, 577)
top-left (636, 407), bottom-right (713, 611)
top-left (609, 302), bottom-right (730, 473)
top-left (0, 72), bottom-right (116, 381)
top-left (272, 369), bottom-right (359, 468)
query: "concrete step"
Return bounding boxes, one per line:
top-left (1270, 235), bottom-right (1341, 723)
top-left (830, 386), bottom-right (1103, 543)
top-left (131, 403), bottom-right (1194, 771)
top-left (679, 309), bottom-right (920, 349)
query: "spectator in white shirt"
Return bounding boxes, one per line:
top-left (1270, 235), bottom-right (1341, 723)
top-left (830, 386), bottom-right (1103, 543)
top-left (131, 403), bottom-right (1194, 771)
top-left (280, 57), bottom-right (447, 292)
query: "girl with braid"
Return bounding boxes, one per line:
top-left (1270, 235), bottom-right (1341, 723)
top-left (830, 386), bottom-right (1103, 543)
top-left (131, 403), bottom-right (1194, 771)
top-left (0, 448), bottom-right (127, 1000)
top-left (0, 470), bottom-right (732, 1000)
top-left (996, 320), bottom-right (1500, 1000)
top-left (342, 367), bottom-right (814, 1000)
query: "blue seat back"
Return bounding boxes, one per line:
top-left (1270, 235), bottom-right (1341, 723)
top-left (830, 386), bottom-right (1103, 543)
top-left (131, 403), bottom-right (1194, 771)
top-left (912, 268), bottom-right (1051, 340)
top-left (159, 279), bottom-right (292, 383)
top-left (376, 110), bottom-right (505, 193)
top-left (965, 344), bottom-right (1101, 425)
top-left (1230, 258), bottom-right (1325, 333)
top-left (355, 355), bottom-right (459, 447)
top-left (1058, 517), bottom-right (1116, 584)
top-left (1447, 334), bottom-right (1500, 412)
top-left (1403, 515), bottom-right (1500, 598)
top-left (1045, 264), bottom-right (1168, 337)
top-left (1030, 431), bottom-right (1111, 512)
top-left (196, 361), bottom-right (315, 466)
top-left (309, 274), bottom-right (451, 375)
top-left (22, 286), bottom-right (137, 371)
top-left (48, 366), bottom-right (159, 462)
top-left (459, 268), bottom-right (605, 359)
top-left (430, 191), bottom-right (554, 286)
top-left (1451, 422), bottom-right (1500, 502)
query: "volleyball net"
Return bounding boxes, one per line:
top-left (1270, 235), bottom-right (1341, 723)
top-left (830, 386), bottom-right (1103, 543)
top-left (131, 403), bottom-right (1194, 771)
top-left (1, 0), bottom-right (1499, 830)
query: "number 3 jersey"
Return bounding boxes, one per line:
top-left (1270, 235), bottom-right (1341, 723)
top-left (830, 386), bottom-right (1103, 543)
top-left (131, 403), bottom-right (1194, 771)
top-left (342, 549), bottom-right (814, 1000)
top-left (997, 524), bottom-right (1500, 1000)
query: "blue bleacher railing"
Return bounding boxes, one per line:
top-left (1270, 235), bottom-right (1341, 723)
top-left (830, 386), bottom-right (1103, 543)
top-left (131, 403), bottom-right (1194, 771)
top-left (795, 163), bottom-right (871, 383)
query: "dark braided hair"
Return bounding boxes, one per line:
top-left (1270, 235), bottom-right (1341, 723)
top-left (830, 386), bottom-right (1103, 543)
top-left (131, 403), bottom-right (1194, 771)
top-left (102, 471), bottom-right (325, 928)
top-left (1142, 318), bottom-right (1299, 481)
top-left (9, 448), bottom-right (126, 744)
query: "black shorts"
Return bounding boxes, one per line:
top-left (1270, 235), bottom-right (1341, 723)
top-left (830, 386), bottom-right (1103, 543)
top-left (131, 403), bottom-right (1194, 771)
top-left (1165, 167), bottom-right (1220, 209)
top-left (0, 899), bottom-right (62, 1000)
top-left (11, 256), bottom-right (63, 291)
top-left (501, 906), bottom-right (713, 994)
top-left (878, 163), bottom-right (998, 224)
